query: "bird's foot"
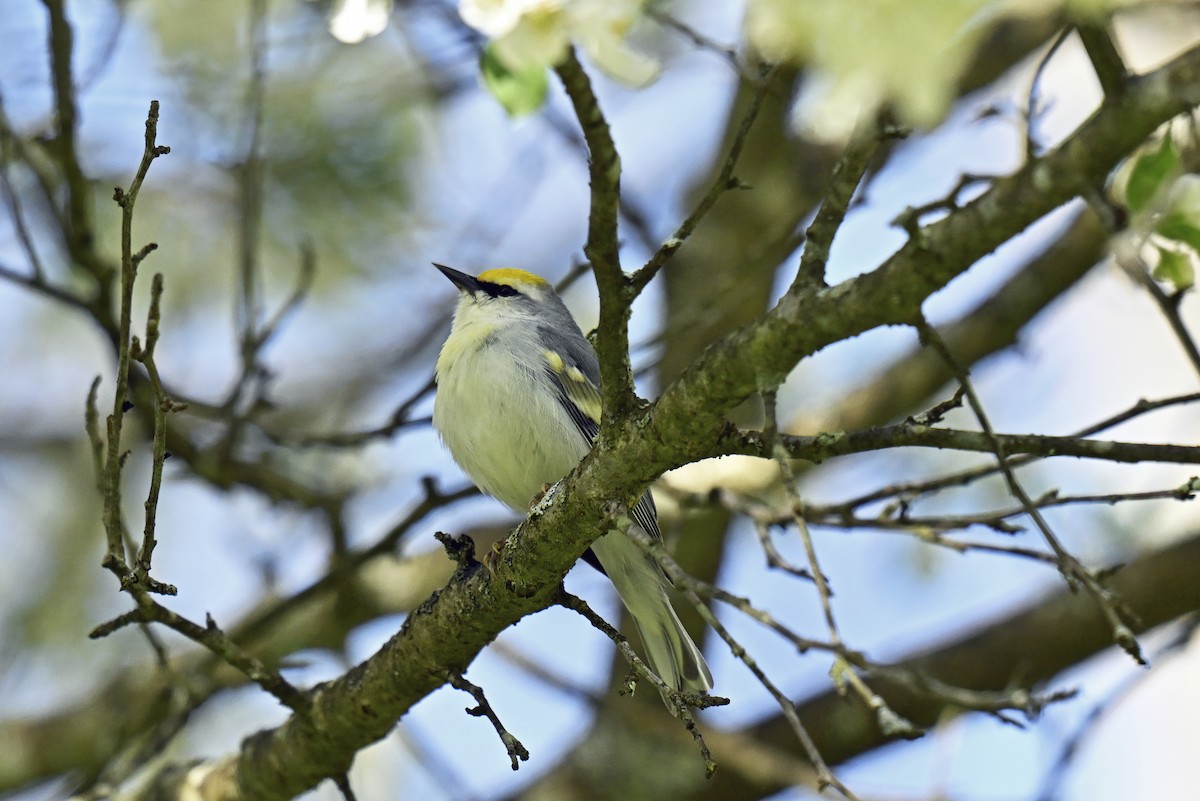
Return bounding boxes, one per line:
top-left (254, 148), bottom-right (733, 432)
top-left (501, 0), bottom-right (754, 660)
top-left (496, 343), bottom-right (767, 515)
top-left (483, 539), bottom-right (505, 575)
top-left (528, 482), bottom-right (555, 512)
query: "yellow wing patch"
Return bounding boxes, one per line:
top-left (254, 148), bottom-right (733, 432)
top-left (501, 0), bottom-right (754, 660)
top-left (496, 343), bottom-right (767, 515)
top-left (544, 348), bottom-right (602, 425)
top-left (478, 268), bottom-right (549, 289)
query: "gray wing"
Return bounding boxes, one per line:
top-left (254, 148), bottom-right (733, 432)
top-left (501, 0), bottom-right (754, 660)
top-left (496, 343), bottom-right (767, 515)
top-left (538, 326), bottom-right (663, 546)
top-left (538, 325), bottom-right (601, 445)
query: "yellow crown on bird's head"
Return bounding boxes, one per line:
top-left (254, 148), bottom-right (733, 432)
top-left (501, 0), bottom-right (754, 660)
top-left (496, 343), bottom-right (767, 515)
top-left (477, 268), bottom-right (550, 289)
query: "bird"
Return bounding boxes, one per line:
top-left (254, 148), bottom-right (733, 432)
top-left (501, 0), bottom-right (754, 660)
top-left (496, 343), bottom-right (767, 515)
top-left (431, 263), bottom-right (713, 705)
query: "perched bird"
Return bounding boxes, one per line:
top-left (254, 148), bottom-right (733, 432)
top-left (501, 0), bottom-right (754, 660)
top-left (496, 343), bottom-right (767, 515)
top-left (431, 264), bottom-right (713, 704)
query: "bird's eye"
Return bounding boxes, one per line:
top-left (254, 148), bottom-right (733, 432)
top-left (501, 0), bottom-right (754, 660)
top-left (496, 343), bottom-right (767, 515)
top-left (491, 284), bottom-right (519, 298)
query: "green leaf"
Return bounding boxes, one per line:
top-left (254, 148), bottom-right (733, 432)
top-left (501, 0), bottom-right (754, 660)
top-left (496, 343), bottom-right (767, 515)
top-left (1153, 246), bottom-right (1195, 292)
top-left (1126, 138), bottom-right (1179, 213)
top-left (1156, 212), bottom-right (1200, 254)
top-left (480, 46), bottom-right (548, 118)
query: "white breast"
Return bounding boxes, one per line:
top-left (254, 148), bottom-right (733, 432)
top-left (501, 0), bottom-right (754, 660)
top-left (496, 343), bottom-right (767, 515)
top-left (433, 322), bottom-right (590, 514)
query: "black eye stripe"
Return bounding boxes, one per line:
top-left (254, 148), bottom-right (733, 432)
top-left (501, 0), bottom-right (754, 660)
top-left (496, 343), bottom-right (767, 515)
top-left (481, 282), bottom-right (520, 298)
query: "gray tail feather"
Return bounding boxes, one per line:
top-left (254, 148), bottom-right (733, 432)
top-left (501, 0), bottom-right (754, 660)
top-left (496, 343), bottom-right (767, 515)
top-left (631, 587), bottom-right (713, 711)
top-left (589, 529), bottom-right (713, 710)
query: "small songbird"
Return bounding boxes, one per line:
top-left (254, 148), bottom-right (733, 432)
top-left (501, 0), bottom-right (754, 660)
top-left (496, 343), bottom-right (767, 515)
top-left (431, 264), bottom-right (713, 704)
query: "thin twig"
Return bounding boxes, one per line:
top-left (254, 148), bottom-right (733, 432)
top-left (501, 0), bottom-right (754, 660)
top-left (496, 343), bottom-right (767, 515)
top-left (820, 392), bottom-right (1200, 511)
top-left (1026, 28), bottom-right (1072, 159)
top-left (664, 565), bottom-right (838, 655)
top-left (101, 100), bottom-right (170, 578)
top-left (0, 120), bottom-right (47, 280)
top-left (892, 173), bottom-right (1000, 234)
top-left (90, 604), bottom-right (310, 713)
top-left (557, 590), bottom-right (725, 778)
top-left (1128, 260), bottom-right (1200, 380)
top-left (737, 425), bottom-right (1200, 467)
top-left (218, 0), bottom-right (272, 467)
top-left (629, 63), bottom-right (776, 295)
top-left (0, 260), bottom-right (97, 316)
top-left (445, 671), bottom-right (530, 771)
top-left (645, 8), bottom-right (742, 73)
top-left (769, 389), bottom-right (921, 738)
top-left (130, 272), bottom-right (182, 595)
top-left (0, 95), bottom-right (71, 237)
top-left (863, 661), bottom-right (1077, 727)
top-left (816, 483), bottom-right (1197, 532)
top-left (622, 527), bottom-right (861, 800)
top-left (916, 317), bottom-right (1145, 665)
top-left (793, 114), bottom-right (899, 289)
top-left (831, 660), bottom-right (923, 739)
top-left (255, 242), bottom-right (316, 360)
top-left (749, 517), bottom-right (815, 581)
top-left (43, 0), bottom-right (105, 279)
top-left (762, 392), bottom-right (838, 638)
top-left (237, 0), bottom-right (268, 351)
top-left (286, 376), bottom-right (436, 447)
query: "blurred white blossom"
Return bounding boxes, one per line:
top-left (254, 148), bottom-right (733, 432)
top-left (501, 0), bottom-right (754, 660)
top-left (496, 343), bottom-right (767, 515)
top-left (327, 0), bottom-right (393, 44)
top-left (459, 0), bottom-right (659, 86)
top-left (744, 0), bottom-right (1142, 139)
top-left (746, 0), bottom-right (1003, 135)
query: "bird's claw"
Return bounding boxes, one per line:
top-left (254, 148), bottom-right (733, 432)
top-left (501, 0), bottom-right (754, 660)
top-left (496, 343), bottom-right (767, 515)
top-left (528, 482), bottom-right (554, 511)
top-left (483, 539), bottom-right (505, 575)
